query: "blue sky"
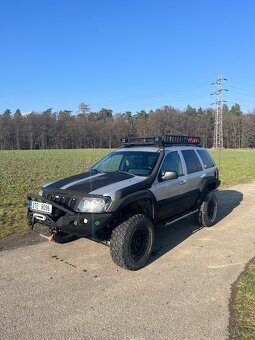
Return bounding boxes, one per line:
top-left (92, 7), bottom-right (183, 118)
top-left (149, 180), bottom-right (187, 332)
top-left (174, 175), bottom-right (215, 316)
top-left (1, 0), bottom-right (255, 114)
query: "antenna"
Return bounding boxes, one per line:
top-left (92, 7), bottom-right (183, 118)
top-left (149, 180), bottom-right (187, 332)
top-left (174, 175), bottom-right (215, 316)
top-left (210, 74), bottom-right (228, 148)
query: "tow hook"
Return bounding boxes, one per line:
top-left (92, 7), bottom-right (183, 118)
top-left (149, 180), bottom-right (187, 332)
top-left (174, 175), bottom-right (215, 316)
top-left (38, 233), bottom-right (54, 241)
top-left (48, 228), bottom-right (60, 242)
top-left (39, 228), bottom-right (58, 242)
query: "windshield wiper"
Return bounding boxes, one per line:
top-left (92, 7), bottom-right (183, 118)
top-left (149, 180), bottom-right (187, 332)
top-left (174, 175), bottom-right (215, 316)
top-left (90, 168), bottom-right (103, 173)
top-left (92, 169), bottom-right (135, 176)
top-left (114, 170), bottom-right (135, 176)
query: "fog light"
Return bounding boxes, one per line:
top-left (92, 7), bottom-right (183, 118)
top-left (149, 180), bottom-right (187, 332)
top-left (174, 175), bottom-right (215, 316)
top-left (83, 218), bottom-right (88, 224)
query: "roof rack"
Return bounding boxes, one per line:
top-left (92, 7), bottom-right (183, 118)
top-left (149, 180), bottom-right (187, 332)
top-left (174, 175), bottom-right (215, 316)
top-left (120, 135), bottom-right (201, 147)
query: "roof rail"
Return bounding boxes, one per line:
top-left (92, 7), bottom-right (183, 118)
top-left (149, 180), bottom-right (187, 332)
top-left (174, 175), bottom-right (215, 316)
top-left (120, 135), bottom-right (201, 147)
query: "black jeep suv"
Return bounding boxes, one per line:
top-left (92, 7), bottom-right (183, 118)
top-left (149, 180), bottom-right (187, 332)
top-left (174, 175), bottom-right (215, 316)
top-left (28, 135), bottom-right (220, 270)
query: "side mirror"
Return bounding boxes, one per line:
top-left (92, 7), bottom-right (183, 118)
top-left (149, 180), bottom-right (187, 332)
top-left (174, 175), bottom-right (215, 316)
top-left (159, 170), bottom-right (178, 181)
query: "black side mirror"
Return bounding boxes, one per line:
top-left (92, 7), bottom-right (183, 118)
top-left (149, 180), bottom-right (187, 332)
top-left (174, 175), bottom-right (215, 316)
top-left (159, 170), bottom-right (178, 182)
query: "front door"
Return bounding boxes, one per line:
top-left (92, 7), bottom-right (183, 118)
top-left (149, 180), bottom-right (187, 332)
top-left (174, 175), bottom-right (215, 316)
top-left (151, 150), bottom-right (189, 222)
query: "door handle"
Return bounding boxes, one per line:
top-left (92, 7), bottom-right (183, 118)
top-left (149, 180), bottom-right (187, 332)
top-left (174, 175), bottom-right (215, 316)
top-left (179, 180), bottom-right (187, 185)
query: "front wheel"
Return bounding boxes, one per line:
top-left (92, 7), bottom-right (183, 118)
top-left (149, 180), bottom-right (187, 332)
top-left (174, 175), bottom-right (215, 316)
top-left (198, 191), bottom-right (218, 227)
top-left (110, 214), bottom-right (154, 270)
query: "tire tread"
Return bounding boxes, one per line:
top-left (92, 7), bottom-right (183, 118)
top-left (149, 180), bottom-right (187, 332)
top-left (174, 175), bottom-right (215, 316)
top-left (110, 214), bottom-right (154, 270)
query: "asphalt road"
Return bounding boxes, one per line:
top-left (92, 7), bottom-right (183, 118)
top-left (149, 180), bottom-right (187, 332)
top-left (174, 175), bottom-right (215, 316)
top-left (0, 182), bottom-right (255, 340)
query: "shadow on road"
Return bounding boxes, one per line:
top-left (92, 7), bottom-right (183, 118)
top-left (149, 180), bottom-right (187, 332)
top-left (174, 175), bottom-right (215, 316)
top-left (215, 189), bottom-right (243, 222)
top-left (148, 189), bottom-right (243, 265)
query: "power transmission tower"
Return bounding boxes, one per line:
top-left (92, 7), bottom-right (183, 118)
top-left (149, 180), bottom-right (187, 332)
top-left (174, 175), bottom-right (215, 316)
top-left (210, 75), bottom-right (228, 148)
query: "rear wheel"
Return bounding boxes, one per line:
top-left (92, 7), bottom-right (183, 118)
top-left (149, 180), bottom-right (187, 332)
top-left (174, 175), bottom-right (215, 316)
top-left (198, 191), bottom-right (218, 227)
top-left (110, 214), bottom-right (154, 270)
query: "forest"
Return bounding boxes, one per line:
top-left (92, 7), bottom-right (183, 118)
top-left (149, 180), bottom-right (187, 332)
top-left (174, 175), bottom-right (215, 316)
top-left (0, 102), bottom-right (255, 150)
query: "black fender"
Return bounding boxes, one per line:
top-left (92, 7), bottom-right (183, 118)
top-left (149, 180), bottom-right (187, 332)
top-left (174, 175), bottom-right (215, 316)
top-left (108, 189), bottom-right (157, 220)
top-left (200, 176), bottom-right (220, 192)
top-left (197, 176), bottom-right (220, 206)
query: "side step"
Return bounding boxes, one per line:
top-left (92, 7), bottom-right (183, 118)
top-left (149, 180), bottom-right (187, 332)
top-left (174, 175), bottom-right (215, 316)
top-left (156, 209), bottom-right (198, 228)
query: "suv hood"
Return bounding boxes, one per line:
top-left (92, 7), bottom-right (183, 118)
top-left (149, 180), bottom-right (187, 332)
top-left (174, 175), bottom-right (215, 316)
top-left (42, 170), bottom-right (147, 198)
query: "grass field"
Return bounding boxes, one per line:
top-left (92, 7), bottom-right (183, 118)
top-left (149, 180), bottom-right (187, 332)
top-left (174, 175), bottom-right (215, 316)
top-left (210, 149), bottom-right (255, 188)
top-left (0, 148), bottom-right (255, 338)
top-left (1, 148), bottom-right (255, 239)
top-left (231, 258), bottom-right (255, 339)
top-left (0, 149), bottom-right (110, 238)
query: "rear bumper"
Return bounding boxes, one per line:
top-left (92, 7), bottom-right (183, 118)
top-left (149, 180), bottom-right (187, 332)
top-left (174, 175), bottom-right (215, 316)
top-left (27, 194), bottom-right (116, 236)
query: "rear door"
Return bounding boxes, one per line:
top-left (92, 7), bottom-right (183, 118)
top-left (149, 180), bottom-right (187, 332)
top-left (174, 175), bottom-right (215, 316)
top-left (179, 149), bottom-right (204, 207)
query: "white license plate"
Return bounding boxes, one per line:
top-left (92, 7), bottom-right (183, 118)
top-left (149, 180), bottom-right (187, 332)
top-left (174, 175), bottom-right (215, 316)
top-left (29, 201), bottom-right (52, 214)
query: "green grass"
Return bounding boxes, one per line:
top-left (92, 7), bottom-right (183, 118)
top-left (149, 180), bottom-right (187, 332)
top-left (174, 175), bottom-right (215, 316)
top-left (210, 149), bottom-right (255, 188)
top-left (0, 149), bottom-right (109, 238)
top-left (231, 258), bottom-right (255, 339)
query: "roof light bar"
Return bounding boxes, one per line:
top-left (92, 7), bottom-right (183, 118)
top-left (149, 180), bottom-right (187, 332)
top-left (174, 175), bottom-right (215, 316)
top-left (163, 135), bottom-right (201, 145)
top-left (120, 136), bottom-right (161, 146)
top-left (121, 135), bottom-right (201, 147)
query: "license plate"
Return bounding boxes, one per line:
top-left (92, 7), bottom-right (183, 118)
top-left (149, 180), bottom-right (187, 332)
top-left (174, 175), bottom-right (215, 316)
top-left (29, 200), bottom-right (52, 214)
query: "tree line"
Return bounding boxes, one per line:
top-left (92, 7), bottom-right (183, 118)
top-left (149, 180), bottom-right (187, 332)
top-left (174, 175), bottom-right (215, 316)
top-left (0, 102), bottom-right (255, 150)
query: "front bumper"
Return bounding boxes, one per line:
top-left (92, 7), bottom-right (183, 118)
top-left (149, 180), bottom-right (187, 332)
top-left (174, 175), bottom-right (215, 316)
top-left (27, 194), bottom-right (116, 236)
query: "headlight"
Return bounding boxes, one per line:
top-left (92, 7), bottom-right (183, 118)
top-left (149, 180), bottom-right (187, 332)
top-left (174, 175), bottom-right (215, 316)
top-left (38, 189), bottom-right (43, 196)
top-left (76, 197), bottom-right (111, 213)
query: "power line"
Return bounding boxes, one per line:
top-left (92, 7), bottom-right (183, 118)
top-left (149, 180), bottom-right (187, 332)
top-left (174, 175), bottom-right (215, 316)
top-left (99, 82), bottom-right (210, 108)
top-left (228, 80), bottom-right (255, 89)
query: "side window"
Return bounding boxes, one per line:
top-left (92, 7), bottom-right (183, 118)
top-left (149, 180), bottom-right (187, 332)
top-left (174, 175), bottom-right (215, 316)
top-left (160, 151), bottom-right (183, 176)
top-left (196, 149), bottom-right (215, 169)
top-left (181, 150), bottom-right (203, 174)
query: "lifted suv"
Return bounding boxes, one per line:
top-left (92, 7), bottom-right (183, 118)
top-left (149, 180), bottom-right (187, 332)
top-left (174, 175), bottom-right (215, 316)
top-left (28, 135), bottom-right (220, 270)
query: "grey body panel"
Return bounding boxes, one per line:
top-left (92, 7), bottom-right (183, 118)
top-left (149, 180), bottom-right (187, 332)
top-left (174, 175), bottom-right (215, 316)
top-left (149, 147), bottom-right (217, 221)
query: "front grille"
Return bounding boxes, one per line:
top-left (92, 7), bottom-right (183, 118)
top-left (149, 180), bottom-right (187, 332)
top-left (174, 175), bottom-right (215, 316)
top-left (43, 193), bottom-right (77, 211)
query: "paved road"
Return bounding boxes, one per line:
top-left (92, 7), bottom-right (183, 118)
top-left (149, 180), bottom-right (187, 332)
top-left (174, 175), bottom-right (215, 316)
top-left (1, 182), bottom-right (255, 340)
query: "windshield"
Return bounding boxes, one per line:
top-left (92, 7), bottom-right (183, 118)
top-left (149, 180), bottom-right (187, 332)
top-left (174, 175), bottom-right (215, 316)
top-left (92, 151), bottom-right (159, 177)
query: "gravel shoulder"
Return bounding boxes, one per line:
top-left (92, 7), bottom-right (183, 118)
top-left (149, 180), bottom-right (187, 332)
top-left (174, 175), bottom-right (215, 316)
top-left (0, 182), bottom-right (255, 340)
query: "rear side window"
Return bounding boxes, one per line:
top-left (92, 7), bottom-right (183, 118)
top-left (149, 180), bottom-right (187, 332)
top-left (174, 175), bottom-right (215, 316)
top-left (181, 150), bottom-right (203, 174)
top-left (196, 150), bottom-right (215, 169)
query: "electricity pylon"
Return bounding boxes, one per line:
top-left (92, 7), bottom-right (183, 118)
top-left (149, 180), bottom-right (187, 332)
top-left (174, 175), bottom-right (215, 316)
top-left (210, 75), bottom-right (228, 148)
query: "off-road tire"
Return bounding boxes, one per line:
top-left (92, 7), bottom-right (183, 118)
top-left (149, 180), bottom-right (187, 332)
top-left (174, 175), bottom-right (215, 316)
top-left (110, 214), bottom-right (154, 270)
top-left (198, 191), bottom-right (218, 227)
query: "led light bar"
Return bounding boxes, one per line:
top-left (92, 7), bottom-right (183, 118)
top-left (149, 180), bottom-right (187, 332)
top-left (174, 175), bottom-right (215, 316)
top-left (121, 135), bottom-right (201, 147)
top-left (163, 135), bottom-right (201, 145)
top-left (120, 136), bottom-right (161, 146)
